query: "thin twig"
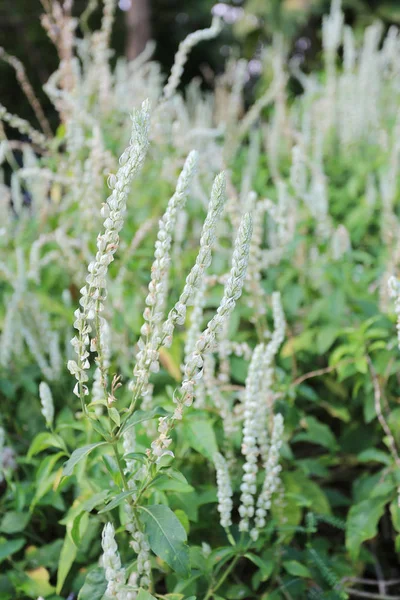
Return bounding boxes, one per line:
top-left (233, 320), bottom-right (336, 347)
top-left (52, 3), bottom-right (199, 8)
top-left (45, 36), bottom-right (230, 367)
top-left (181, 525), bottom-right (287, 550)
top-left (343, 578), bottom-right (400, 588)
top-left (292, 359), bottom-right (354, 387)
top-left (367, 355), bottom-right (400, 472)
top-left (373, 552), bottom-right (386, 596)
top-left (344, 588), bottom-right (400, 599)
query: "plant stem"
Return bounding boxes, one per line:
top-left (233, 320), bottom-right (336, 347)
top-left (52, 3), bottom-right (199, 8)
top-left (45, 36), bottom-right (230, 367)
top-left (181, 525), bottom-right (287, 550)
top-left (203, 553), bottom-right (242, 600)
top-left (112, 442), bottom-right (129, 492)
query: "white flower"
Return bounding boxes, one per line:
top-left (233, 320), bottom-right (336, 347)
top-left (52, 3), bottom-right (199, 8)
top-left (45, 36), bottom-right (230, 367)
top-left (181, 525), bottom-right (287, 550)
top-left (163, 17), bottom-right (222, 100)
top-left (101, 523), bottom-right (127, 599)
top-left (251, 413), bottom-right (284, 540)
top-left (133, 150), bottom-right (198, 397)
top-left (70, 100), bottom-right (150, 399)
top-left (39, 382), bottom-right (54, 428)
top-left (214, 452), bottom-right (233, 528)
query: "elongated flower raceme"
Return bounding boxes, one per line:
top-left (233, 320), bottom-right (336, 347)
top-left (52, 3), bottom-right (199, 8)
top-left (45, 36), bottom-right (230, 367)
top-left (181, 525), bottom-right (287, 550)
top-left (150, 213), bottom-right (253, 460)
top-left (255, 292), bottom-right (286, 463)
top-left (68, 100), bottom-right (150, 401)
top-left (388, 276), bottom-right (400, 350)
top-left (214, 452), bottom-right (233, 529)
top-left (132, 150), bottom-right (198, 399)
top-left (251, 413), bottom-right (284, 541)
top-left (101, 523), bottom-right (129, 599)
top-left (163, 17), bottom-right (222, 101)
top-left (162, 171), bottom-right (226, 349)
top-left (39, 381), bottom-right (54, 428)
top-left (239, 344), bottom-right (265, 532)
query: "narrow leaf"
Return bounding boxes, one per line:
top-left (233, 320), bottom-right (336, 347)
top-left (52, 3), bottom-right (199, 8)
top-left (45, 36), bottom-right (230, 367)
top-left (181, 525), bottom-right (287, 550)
top-left (121, 407), bottom-right (169, 435)
top-left (62, 442), bottom-right (108, 477)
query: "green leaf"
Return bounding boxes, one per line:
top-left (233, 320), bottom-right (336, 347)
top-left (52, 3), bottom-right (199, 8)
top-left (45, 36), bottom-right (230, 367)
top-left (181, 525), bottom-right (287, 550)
top-left (121, 407), bottom-right (169, 435)
top-left (357, 449), bottom-right (392, 466)
top-left (316, 325), bottom-right (338, 354)
top-left (82, 491), bottom-right (109, 512)
top-left (139, 504), bottom-right (190, 578)
top-left (98, 489), bottom-right (136, 513)
top-left (0, 538), bottom-right (25, 563)
top-left (245, 553), bottom-right (274, 581)
top-left (150, 470), bottom-right (194, 494)
top-left (108, 407), bottom-right (121, 427)
top-left (174, 509), bottom-right (190, 534)
top-left (283, 560), bottom-right (312, 578)
top-left (390, 499), bottom-right (400, 533)
top-left (0, 512), bottom-right (30, 534)
top-left (136, 590), bottom-right (158, 600)
top-left (71, 511), bottom-right (89, 547)
top-left (56, 531), bottom-right (77, 594)
top-left (207, 547), bottom-right (236, 571)
top-left (62, 442), bottom-right (108, 476)
top-left (293, 416), bottom-right (337, 451)
top-left (27, 432), bottom-right (66, 458)
top-left (346, 496), bottom-right (388, 561)
top-left (31, 451), bottom-right (65, 510)
top-left (185, 418), bottom-right (218, 461)
top-left (77, 568), bottom-right (107, 600)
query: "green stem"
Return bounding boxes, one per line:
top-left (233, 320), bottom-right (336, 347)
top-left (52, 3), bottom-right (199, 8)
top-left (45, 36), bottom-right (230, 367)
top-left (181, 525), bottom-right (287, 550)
top-left (112, 442), bottom-right (129, 492)
top-left (203, 554), bottom-right (242, 600)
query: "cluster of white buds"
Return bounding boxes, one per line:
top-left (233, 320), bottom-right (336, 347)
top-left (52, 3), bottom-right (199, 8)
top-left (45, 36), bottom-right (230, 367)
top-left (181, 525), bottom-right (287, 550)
top-left (0, 103), bottom-right (50, 148)
top-left (39, 382), bottom-right (54, 428)
top-left (290, 144), bottom-right (307, 199)
top-left (68, 100), bottom-right (150, 399)
top-left (163, 17), bottom-right (222, 101)
top-left (246, 199), bottom-right (267, 326)
top-left (163, 171), bottom-right (226, 349)
top-left (92, 317), bottom-right (111, 409)
top-left (150, 415), bottom-right (174, 460)
top-left (331, 224), bottom-right (351, 260)
top-left (133, 151), bottom-right (198, 397)
top-left (125, 507), bottom-right (152, 589)
top-left (322, 0), bottom-right (344, 54)
top-left (388, 276), bottom-right (400, 349)
top-left (150, 213), bottom-right (252, 459)
top-left (183, 278), bottom-right (207, 365)
top-left (123, 426), bottom-right (136, 475)
top-left (175, 212), bottom-right (253, 418)
top-left (255, 293), bottom-right (285, 463)
top-left (101, 523), bottom-right (127, 599)
top-left (239, 344), bottom-right (265, 532)
top-left (214, 452), bottom-right (233, 528)
top-left (251, 413), bottom-right (284, 541)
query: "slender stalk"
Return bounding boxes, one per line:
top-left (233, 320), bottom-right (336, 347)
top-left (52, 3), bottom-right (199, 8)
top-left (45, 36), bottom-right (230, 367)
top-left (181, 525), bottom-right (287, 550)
top-left (203, 554), bottom-right (242, 600)
top-left (112, 442), bottom-right (129, 492)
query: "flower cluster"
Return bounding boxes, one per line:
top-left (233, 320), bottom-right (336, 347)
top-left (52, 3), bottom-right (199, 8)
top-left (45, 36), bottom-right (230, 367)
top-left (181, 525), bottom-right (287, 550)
top-left (68, 100), bottom-right (150, 399)
top-left (150, 212), bottom-right (252, 459)
top-left (252, 413), bottom-right (284, 541)
top-left (175, 212), bottom-right (253, 417)
top-left (163, 17), bottom-right (222, 101)
top-left (162, 171), bottom-right (226, 348)
top-left (214, 452), bottom-right (233, 528)
top-left (239, 344), bottom-right (265, 532)
top-left (39, 382), bottom-right (54, 428)
top-left (101, 523), bottom-right (128, 599)
top-left (133, 150), bottom-right (198, 397)
top-left (125, 509), bottom-right (152, 590)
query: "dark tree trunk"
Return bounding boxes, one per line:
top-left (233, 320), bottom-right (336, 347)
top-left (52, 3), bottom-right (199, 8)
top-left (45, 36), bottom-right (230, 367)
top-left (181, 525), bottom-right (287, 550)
top-left (125, 0), bottom-right (151, 60)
